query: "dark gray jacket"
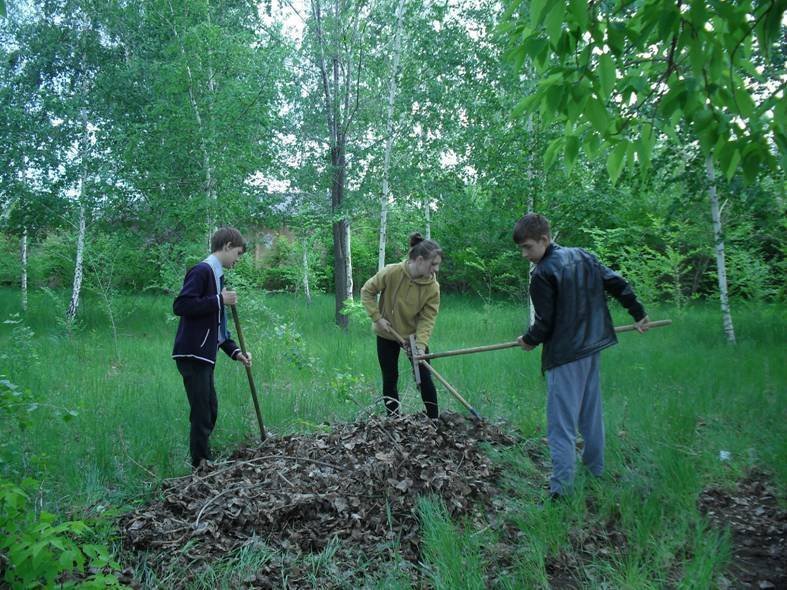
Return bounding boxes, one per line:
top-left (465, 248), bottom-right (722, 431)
top-left (523, 244), bottom-right (646, 372)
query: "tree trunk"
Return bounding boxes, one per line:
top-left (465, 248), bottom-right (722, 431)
top-left (67, 203), bottom-right (86, 325)
top-left (332, 143), bottom-right (352, 328)
top-left (20, 226), bottom-right (28, 312)
top-left (333, 220), bottom-right (352, 326)
top-left (377, 0), bottom-right (406, 271)
top-left (67, 109), bottom-right (89, 326)
top-left (302, 240), bottom-right (312, 305)
top-left (344, 220), bottom-right (353, 299)
top-left (527, 173), bottom-right (536, 326)
top-left (425, 198), bottom-right (431, 240)
top-left (311, 0), bottom-right (362, 328)
top-left (706, 157), bottom-right (736, 343)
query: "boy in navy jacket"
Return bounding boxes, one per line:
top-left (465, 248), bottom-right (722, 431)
top-left (172, 227), bottom-right (252, 468)
top-left (514, 214), bottom-right (649, 497)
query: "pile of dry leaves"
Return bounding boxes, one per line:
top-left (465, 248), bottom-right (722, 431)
top-left (121, 412), bottom-right (528, 588)
top-left (120, 412), bottom-right (787, 589)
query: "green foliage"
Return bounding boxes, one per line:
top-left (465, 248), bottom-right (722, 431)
top-left (723, 221), bottom-right (780, 301)
top-left (501, 0), bottom-right (786, 183)
top-left (235, 289), bottom-right (320, 373)
top-left (340, 298), bottom-right (371, 325)
top-left (26, 232), bottom-right (76, 291)
top-left (145, 240), bottom-right (205, 295)
top-left (583, 224), bottom-right (699, 308)
top-left (1, 314), bottom-right (38, 370)
top-left (1, 372), bottom-right (119, 588)
top-left (0, 376), bottom-right (37, 434)
top-left (0, 478), bottom-right (121, 588)
top-left (0, 234), bottom-right (20, 286)
top-left (432, 187), bottom-right (526, 301)
top-left (39, 287), bottom-right (82, 335)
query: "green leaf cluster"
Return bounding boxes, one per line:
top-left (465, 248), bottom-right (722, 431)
top-left (0, 478), bottom-right (122, 588)
top-left (501, 0), bottom-right (786, 184)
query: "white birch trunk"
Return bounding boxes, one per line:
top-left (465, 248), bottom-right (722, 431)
top-left (20, 227), bottom-right (28, 312)
top-left (67, 109), bottom-right (89, 326)
top-left (344, 220), bottom-right (353, 301)
top-left (527, 185), bottom-right (536, 326)
top-left (67, 202), bottom-right (86, 324)
top-left (425, 199), bottom-right (431, 240)
top-left (302, 241), bottom-right (312, 305)
top-left (377, 0), bottom-right (406, 271)
top-left (378, 193), bottom-right (389, 271)
top-left (706, 157), bottom-right (736, 344)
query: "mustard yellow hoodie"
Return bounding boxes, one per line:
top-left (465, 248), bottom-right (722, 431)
top-left (361, 261), bottom-right (440, 349)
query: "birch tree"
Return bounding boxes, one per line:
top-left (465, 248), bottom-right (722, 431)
top-left (1, 1), bottom-right (113, 325)
top-left (305, 0), bottom-right (370, 328)
top-left (99, 0), bottom-right (286, 248)
top-left (65, 109), bottom-right (90, 326)
top-left (165, 0), bottom-right (217, 244)
top-left (706, 157), bottom-right (736, 343)
top-left (19, 227), bottom-right (27, 311)
top-left (377, 0), bottom-right (406, 271)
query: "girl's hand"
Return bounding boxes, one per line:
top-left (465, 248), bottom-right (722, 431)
top-left (375, 318), bottom-right (393, 333)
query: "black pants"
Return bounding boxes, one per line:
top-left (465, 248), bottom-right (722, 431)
top-left (376, 336), bottom-right (438, 419)
top-left (176, 358), bottom-right (218, 467)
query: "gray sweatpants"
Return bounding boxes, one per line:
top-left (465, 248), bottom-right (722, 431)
top-left (545, 352), bottom-right (604, 495)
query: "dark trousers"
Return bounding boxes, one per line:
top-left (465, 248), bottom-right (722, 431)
top-left (376, 336), bottom-right (438, 419)
top-left (176, 358), bottom-right (218, 467)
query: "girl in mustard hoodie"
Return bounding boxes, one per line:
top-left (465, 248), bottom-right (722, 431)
top-left (361, 233), bottom-right (442, 419)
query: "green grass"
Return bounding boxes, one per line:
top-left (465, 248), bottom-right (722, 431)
top-left (418, 496), bottom-right (488, 590)
top-left (0, 287), bottom-right (785, 587)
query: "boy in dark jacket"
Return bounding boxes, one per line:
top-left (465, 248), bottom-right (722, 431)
top-left (514, 214), bottom-right (649, 497)
top-left (172, 227), bottom-right (252, 468)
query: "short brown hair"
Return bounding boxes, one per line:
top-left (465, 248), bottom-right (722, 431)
top-left (512, 214), bottom-right (550, 244)
top-left (408, 232), bottom-right (443, 260)
top-left (211, 227), bottom-right (246, 253)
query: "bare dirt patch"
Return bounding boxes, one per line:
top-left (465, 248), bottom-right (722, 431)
top-left (699, 471), bottom-right (786, 589)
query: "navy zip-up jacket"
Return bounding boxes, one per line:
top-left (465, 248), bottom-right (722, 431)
top-left (172, 262), bottom-right (241, 364)
top-left (523, 244), bottom-right (646, 372)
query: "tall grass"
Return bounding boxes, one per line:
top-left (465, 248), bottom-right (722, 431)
top-left (0, 287), bottom-right (784, 587)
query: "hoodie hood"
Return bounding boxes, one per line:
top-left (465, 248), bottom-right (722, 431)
top-left (403, 260), bottom-right (438, 285)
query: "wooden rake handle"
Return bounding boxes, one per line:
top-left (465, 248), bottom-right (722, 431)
top-left (230, 304), bottom-right (266, 442)
top-left (385, 325), bottom-right (481, 421)
top-left (417, 361), bottom-right (482, 421)
top-left (415, 319), bottom-right (673, 361)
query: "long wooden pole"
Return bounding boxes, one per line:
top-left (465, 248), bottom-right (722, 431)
top-left (612, 318), bottom-right (671, 333)
top-left (386, 326), bottom-right (481, 420)
top-left (415, 319), bottom-right (672, 361)
top-left (230, 305), bottom-right (266, 442)
top-left (418, 361), bottom-right (481, 421)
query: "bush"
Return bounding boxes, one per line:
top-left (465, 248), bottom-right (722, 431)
top-left (0, 377), bottom-right (121, 588)
top-left (0, 479), bottom-right (122, 588)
